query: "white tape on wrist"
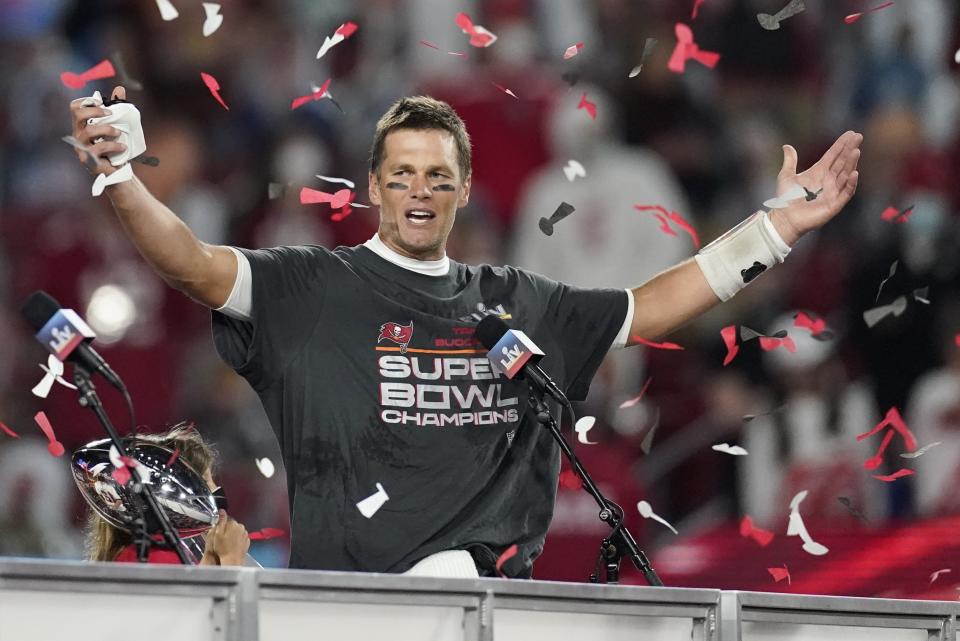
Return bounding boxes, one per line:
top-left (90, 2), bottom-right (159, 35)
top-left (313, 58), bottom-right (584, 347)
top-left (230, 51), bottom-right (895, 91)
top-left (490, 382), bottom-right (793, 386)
top-left (694, 211), bottom-right (791, 301)
top-left (86, 99), bottom-right (147, 167)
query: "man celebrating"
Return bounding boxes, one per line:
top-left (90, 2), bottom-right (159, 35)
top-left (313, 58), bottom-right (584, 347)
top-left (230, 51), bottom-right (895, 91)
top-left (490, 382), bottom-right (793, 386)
top-left (69, 87), bottom-right (861, 578)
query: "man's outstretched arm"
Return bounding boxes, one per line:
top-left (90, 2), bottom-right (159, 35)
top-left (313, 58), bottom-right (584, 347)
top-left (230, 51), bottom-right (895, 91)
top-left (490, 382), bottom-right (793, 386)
top-left (70, 85), bottom-right (237, 309)
top-left (626, 130), bottom-right (862, 344)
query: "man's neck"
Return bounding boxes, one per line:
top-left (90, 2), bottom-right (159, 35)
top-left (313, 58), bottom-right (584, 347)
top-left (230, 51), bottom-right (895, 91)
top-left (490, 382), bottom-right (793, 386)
top-left (364, 234), bottom-right (450, 277)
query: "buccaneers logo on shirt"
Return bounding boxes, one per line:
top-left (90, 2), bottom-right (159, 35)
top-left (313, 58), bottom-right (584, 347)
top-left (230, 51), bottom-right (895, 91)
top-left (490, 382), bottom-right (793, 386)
top-left (377, 321), bottom-right (414, 353)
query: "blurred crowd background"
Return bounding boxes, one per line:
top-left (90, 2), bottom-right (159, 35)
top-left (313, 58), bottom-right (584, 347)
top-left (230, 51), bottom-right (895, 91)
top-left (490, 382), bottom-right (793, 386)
top-left (1, 0), bottom-right (959, 597)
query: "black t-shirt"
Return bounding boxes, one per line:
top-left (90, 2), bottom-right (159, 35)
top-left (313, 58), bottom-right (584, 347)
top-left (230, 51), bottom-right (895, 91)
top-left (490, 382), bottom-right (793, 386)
top-left (212, 244), bottom-right (627, 576)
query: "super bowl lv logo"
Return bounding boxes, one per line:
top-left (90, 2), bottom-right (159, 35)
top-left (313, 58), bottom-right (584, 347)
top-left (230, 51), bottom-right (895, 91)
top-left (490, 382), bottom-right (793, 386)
top-left (378, 321), bottom-right (414, 353)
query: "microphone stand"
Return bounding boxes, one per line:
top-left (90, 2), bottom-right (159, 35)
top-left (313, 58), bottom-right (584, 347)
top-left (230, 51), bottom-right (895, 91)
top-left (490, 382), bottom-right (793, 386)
top-left (527, 383), bottom-right (663, 586)
top-left (72, 363), bottom-right (190, 565)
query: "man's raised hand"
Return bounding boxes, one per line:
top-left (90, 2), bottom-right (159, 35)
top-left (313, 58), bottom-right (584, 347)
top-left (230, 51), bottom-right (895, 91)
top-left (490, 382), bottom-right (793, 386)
top-left (68, 85), bottom-right (128, 176)
top-left (769, 130), bottom-right (863, 246)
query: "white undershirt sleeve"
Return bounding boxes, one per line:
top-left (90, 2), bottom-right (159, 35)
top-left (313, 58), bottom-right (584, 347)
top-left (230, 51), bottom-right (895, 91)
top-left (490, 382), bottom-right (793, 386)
top-left (215, 246), bottom-right (253, 322)
top-left (610, 289), bottom-right (634, 351)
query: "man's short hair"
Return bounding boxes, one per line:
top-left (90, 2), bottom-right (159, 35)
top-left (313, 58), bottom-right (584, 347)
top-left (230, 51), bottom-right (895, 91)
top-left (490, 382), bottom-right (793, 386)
top-left (369, 96), bottom-right (472, 180)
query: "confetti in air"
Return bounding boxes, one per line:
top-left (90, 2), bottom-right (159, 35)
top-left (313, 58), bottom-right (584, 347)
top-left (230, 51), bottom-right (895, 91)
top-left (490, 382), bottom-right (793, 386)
top-left (900, 441), bottom-right (943, 459)
top-left (763, 183), bottom-right (809, 210)
top-left (574, 416), bottom-right (597, 445)
top-left (793, 311), bottom-right (833, 340)
top-left (356, 482), bottom-right (389, 518)
top-left (300, 187), bottom-right (353, 209)
top-left (691, 0), bottom-right (706, 19)
top-left (577, 92), bottom-right (597, 119)
top-left (874, 260), bottom-right (899, 302)
top-left (768, 565), bottom-right (791, 584)
top-left (712, 443), bottom-right (748, 455)
top-left (619, 377), bottom-right (653, 409)
top-left (558, 469), bottom-right (583, 490)
top-left (110, 51), bottom-right (143, 91)
top-left (858, 407), bottom-right (917, 469)
top-left (92, 163), bottom-right (134, 197)
top-left (316, 175), bottom-right (355, 189)
top-left (249, 527), bottom-right (286, 541)
top-left (844, 1), bottom-right (895, 24)
top-left (316, 22), bottom-right (358, 59)
top-left (880, 204), bottom-right (915, 224)
top-left (60, 60), bottom-right (116, 90)
top-left (757, 0), bottom-right (806, 30)
top-left (290, 79), bottom-right (331, 111)
top-left (632, 336), bottom-right (684, 350)
top-left (255, 457), bottom-right (275, 478)
top-left (787, 490), bottom-right (829, 555)
top-left (455, 12), bottom-right (498, 48)
top-left (635, 205), bottom-right (700, 248)
top-left (863, 296), bottom-right (907, 328)
top-left (667, 23), bottom-right (720, 74)
top-left (539, 202), bottom-right (576, 236)
top-left (32, 354), bottom-right (77, 398)
top-left (492, 82), bottom-right (519, 99)
top-left (202, 3), bottom-right (223, 37)
top-left (0, 421), bottom-right (19, 439)
top-left (873, 469), bottom-right (914, 482)
top-left (155, 0), bottom-right (179, 21)
top-left (628, 38), bottom-right (658, 77)
top-left (562, 160), bottom-right (586, 182)
top-left (930, 569), bottom-right (951, 583)
top-left (639, 407), bottom-right (661, 455)
top-left (637, 500), bottom-right (678, 535)
top-left (740, 516), bottom-right (774, 546)
top-left (34, 411), bottom-right (64, 457)
top-left (563, 42), bottom-right (584, 60)
top-left (200, 72), bottom-right (229, 110)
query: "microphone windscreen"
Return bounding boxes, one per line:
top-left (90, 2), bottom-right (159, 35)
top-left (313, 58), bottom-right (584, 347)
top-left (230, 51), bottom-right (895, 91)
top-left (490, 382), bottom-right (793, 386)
top-left (21, 290), bottom-right (61, 331)
top-left (476, 315), bottom-right (510, 350)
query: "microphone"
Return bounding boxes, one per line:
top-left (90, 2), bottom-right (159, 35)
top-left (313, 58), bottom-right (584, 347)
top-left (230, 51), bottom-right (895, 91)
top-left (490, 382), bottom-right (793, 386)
top-left (475, 315), bottom-right (566, 404)
top-left (20, 290), bottom-right (125, 391)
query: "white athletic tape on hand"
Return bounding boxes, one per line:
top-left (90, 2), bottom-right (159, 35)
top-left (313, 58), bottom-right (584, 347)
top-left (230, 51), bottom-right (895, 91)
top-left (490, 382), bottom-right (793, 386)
top-left (87, 101), bottom-right (147, 167)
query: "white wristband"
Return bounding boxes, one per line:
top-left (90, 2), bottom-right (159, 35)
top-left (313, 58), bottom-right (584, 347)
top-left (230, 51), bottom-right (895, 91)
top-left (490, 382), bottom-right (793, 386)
top-left (694, 211), bottom-right (791, 301)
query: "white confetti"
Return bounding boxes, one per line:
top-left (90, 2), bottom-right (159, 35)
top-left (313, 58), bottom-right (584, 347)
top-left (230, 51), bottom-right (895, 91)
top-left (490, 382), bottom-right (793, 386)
top-left (155, 0), bottom-right (179, 21)
top-left (202, 3), bottom-right (223, 37)
top-left (863, 296), bottom-right (908, 328)
top-left (763, 183), bottom-right (807, 209)
top-left (931, 568), bottom-right (951, 583)
top-left (787, 490), bottom-right (829, 556)
top-left (356, 482), bottom-right (389, 518)
top-left (316, 175), bottom-right (356, 189)
top-left (563, 43), bottom-right (583, 60)
top-left (637, 500), bottom-right (678, 535)
top-left (955, 48), bottom-right (960, 65)
top-left (712, 443), bottom-right (748, 456)
top-left (92, 163), bottom-right (133, 197)
top-left (575, 415), bottom-right (597, 445)
top-left (316, 22), bottom-right (357, 59)
top-left (255, 457), bottom-right (275, 478)
top-left (562, 159), bottom-right (586, 182)
top-left (31, 354), bottom-right (76, 398)
top-left (900, 441), bottom-right (943, 459)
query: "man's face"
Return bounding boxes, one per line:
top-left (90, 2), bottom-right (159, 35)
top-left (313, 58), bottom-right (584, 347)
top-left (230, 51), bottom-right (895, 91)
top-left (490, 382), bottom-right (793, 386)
top-left (369, 128), bottom-right (471, 261)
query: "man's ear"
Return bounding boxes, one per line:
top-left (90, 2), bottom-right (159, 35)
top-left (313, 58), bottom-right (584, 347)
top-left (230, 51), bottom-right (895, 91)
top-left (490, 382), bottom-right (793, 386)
top-left (368, 171), bottom-right (381, 206)
top-left (458, 175), bottom-right (471, 208)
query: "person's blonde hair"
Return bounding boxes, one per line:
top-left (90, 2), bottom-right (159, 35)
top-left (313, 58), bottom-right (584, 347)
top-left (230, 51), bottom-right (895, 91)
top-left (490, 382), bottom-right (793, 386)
top-left (85, 422), bottom-right (215, 562)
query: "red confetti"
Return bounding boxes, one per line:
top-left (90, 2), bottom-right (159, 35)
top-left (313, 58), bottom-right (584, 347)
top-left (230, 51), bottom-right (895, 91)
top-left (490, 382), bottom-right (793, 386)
top-left (455, 12), bottom-right (498, 48)
top-left (768, 565), bottom-right (791, 584)
top-left (857, 407), bottom-right (918, 469)
top-left (880, 204), bottom-right (914, 224)
top-left (667, 211), bottom-right (700, 248)
top-left (60, 59), bottom-right (116, 90)
top-left (330, 204), bottom-right (353, 222)
top-left (691, 0), bottom-right (706, 19)
top-left (34, 411), bottom-right (64, 457)
top-left (635, 205), bottom-right (698, 247)
top-left (492, 82), bottom-right (518, 99)
top-left (335, 22), bottom-right (358, 39)
top-left (420, 40), bottom-right (440, 49)
top-left (794, 311), bottom-right (827, 337)
top-left (619, 376), bottom-right (653, 409)
top-left (495, 543), bottom-right (519, 577)
top-left (577, 92), bottom-right (597, 120)
top-left (291, 78), bottom-right (331, 111)
top-left (249, 527), bottom-right (286, 540)
top-left (563, 42), bottom-right (584, 60)
top-left (300, 187), bottom-right (352, 208)
top-left (844, 1), bottom-right (895, 24)
top-left (165, 447), bottom-right (180, 468)
top-left (632, 336), bottom-right (684, 350)
top-left (873, 468), bottom-right (915, 482)
top-left (740, 516), bottom-right (774, 547)
top-left (667, 23), bottom-right (720, 74)
top-left (558, 469), bottom-right (583, 490)
top-left (721, 325), bottom-right (740, 366)
top-left (0, 421), bottom-right (19, 439)
top-left (759, 336), bottom-right (797, 353)
top-left (112, 464), bottom-right (131, 486)
top-left (200, 72), bottom-right (229, 110)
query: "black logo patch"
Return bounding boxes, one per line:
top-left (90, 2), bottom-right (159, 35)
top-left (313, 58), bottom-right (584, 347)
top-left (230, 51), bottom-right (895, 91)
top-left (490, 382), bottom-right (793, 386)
top-left (741, 261), bottom-right (767, 284)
